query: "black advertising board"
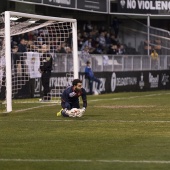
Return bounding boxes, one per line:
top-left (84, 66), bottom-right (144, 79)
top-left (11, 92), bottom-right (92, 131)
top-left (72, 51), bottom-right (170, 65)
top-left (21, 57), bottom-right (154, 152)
top-left (80, 70), bottom-right (170, 93)
top-left (43, 0), bottom-right (76, 8)
top-left (117, 0), bottom-right (170, 14)
top-left (9, 0), bottom-right (108, 13)
top-left (77, 0), bottom-right (108, 13)
top-left (1, 70), bottom-right (170, 99)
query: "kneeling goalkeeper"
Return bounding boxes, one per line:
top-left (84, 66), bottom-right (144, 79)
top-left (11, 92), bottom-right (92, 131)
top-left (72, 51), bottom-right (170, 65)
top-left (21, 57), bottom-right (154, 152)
top-left (57, 79), bottom-right (87, 117)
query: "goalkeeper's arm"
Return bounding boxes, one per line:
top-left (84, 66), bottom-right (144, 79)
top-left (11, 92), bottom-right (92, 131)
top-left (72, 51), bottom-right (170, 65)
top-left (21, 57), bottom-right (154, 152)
top-left (81, 88), bottom-right (87, 109)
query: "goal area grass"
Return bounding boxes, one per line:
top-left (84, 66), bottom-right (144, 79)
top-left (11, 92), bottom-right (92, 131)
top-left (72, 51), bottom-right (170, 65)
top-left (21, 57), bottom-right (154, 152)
top-left (1, 90), bottom-right (170, 170)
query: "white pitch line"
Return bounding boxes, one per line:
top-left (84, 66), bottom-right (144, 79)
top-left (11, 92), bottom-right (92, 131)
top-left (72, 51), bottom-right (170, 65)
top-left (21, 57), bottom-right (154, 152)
top-left (90, 92), bottom-right (170, 102)
top-left (0, 159), bottom-right (92, 162)
top-left (0, 103), bottom-right (57, 114)
top-left (1, 119), bottom-right (170, 123)
top-left (98, 160), bottom-right (170, 164)
top-left (0, 159), bottom-right (170, 164)
top-left (14, 104), bottom-right (56, 113)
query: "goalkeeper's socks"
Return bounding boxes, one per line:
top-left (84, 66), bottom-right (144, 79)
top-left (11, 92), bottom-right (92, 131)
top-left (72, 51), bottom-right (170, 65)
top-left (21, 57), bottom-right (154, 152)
top-left (56, 109), bottom-right (63, 117)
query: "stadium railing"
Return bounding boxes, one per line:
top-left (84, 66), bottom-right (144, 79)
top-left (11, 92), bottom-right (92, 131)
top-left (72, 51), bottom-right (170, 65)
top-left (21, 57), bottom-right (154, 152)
top-left (9, 52), bottom-right (170, 74)
top-left (78, 54), bottom-right (170, 72)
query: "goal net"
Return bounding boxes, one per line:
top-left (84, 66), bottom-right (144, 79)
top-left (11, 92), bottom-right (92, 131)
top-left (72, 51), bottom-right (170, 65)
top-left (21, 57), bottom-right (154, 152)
top-left (0, 11), bottom-right (78, 112)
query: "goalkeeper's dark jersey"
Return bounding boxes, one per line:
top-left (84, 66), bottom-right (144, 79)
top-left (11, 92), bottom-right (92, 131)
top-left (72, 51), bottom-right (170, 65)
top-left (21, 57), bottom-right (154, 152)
top-left (61, 86), bottom-right (87, 109)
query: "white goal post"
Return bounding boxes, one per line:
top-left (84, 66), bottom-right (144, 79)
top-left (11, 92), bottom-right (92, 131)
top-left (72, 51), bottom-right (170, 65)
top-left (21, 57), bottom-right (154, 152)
top-left (2, 11), bottom-right (78, 112)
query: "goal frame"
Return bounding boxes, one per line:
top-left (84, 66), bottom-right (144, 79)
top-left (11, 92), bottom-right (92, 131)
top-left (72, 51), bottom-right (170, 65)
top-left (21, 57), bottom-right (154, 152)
top-left (4, 11), bottom-right (78, 112)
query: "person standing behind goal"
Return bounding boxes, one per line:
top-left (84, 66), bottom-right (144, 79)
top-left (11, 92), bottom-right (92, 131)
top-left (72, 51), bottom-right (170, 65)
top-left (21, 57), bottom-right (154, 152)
top-left (39, 44), bottom-right (53, 101)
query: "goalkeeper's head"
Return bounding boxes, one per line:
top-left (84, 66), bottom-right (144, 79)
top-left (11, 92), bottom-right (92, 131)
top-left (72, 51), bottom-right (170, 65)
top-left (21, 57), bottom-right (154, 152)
top-left (72, 79), bottom-right (82, 91)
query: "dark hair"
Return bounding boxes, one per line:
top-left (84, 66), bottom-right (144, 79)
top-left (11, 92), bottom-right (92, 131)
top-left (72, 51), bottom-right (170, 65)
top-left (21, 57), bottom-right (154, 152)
top-left (12, 45), bottom-right (18, 49)
top-left (86, 61), bottom-right (90, 64)
top-left (72, 79), bottom-right (82, 86)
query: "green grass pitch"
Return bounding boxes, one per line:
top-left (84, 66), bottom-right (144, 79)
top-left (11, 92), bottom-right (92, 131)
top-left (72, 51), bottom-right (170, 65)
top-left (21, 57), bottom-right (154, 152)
top-left (1, 90), bottom-right (170, 170)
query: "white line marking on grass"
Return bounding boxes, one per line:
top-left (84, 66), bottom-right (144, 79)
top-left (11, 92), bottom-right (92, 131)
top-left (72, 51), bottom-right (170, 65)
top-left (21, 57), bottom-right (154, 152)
top-left (98, 160), bottom-right (170, 164)
top-left (1, 119), bottom-right (170, 123)
top-left (0, 159), bottom-right (92, 162)
top-left (14, 104), bottom-right (56, 113)
top-left (90, 92), bottom-right (170, 102)
top-left (0, 159), bottom-right (170, 164)
top-left (0, 103), bottom-right (57, 114)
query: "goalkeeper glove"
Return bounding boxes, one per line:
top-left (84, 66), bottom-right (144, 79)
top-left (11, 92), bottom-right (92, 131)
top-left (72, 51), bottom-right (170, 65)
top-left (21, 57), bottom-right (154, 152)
top-left (76, 108), bottom-right (86, 118)
top-left (81, 107), bottom-right (86, 113)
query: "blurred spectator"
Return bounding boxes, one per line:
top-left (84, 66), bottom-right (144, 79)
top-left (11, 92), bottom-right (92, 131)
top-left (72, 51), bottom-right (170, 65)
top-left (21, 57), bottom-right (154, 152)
top-left (110, 34), bottom-right (119, 45)
top-left (11, 39), bottom-right (18, 49)
top-left (117, 44), bottom-right (126, 55)
top-left (98, 32), bottom-right (106, 49)
top-left (11, 45), bottom-right (20, 71)
top-left (35, 36), bottom-right (44, 49)
top-left (59, 42), bottom-right (67, 53)
top-left (27, 40), bottom-right (38, 52)
top-left (99, 26), bottom-right (107, 34)
top-left (18, 38), bottom-right (27, 53)
top-left (81, 37), bottom-right (95, 52)
top-left (83, 21), bottom-right (93, 34)
top-left (55, 45), bottom-right (61, 53)
top-left (112, 17), bottom-right (121, 38)
top-left (27, 31), bottom-right (34, 41)
top-left (151, 48), bottom-right (159, 69)
top-left (80, 46), bottom-right (91, 63)
top-left (81, 31), bottom-right (89, 42)
top-left (107, 44), bottom-right (118, 54)
top-left (92, 43), bottom-right (103, 54)
top-left (18, 33), bottom-right (29, 42)
top-left (11, 45), bottom-right (22, 77)
top-left (78, 32), bottom-right (84, 51)
top-left (105, 32), bottom-right (112, 47)
top-left (65, 46), bottom-right (72, 53)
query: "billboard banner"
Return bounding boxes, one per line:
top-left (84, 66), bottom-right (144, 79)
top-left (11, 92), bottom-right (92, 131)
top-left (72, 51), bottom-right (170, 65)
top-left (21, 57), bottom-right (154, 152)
top-left (9, 0), bottom-right (108, 13)
top-left (1, 70), bottom-right (170, 99)
top-left (117, 0), bottom-right (170, 14)
top-left (43, 0), bottom-right (76, 8)
top-left (77, 0), bottom-right (108, 13)
top-left (80, 70), bottom-right (170, 93)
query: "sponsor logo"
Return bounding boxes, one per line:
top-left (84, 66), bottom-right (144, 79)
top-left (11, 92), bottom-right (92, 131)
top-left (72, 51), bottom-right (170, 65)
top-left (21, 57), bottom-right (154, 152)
top-left (149, 73), bottom-right (159, 88)
top-left (120, 0), bottom-right (126, 8)
top-left (34, 78), bottom-right (41, 93)
top-left (111, 72), bottom-right (116, 92)
top-left (50, 76), bottom-right (74, 87)
top-left (161, 73), bottom-right (169, 86)
top-left (111, 72), bottom-right (138, 92)
top-left (139, 72), bottom-right (144, 89)
top-left (120, 0), bottom-right (170, 10)
top-left (116, 77), bottom-right (137, 86)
